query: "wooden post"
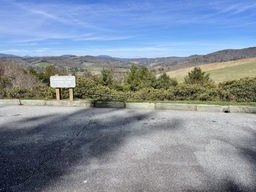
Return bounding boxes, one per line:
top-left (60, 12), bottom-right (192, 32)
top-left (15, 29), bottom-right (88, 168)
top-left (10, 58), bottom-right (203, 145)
top-left (56, 88), bottom-right (61, 100)
top-left (69, 88), bottom-right (74, 101)
top-left (68, 74), bottom-right (74, 101)
top-left (55, 74), bottom-right (61, 100)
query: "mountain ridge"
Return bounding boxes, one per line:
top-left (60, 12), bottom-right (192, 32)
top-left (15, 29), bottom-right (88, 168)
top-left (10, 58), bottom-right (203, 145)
top-left (0, 53), bottom-right (20, 58)
top-left (1, 47), bottom-right (256, 72)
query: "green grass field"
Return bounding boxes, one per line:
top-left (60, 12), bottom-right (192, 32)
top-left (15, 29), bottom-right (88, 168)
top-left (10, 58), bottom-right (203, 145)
top-left (208, 61), bottom-right (256, 83)
top-left (166, 58), bottom-right (256, 83)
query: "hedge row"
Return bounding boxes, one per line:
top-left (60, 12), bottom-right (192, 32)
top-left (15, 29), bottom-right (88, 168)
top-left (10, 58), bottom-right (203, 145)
top-left (1, 77), bottom-right (256, 102)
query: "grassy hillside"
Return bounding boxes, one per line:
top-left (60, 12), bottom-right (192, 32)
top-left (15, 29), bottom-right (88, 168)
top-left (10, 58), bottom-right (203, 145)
top-left (166, 57), bottom-right (256, 83)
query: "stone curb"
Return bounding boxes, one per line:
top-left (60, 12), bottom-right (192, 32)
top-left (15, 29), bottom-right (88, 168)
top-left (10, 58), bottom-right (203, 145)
top-left (0, 99), bottom-right (21, 105)
top-left (0, 99), bottom-right (256, 113)
top-left (94, 101), bottom-right (125, 108)
top-left (197, 105), bottom-right (230, 113)
top-left (155, 103), bottom-right (197, 111)
top-left (20, 100), bottom-right (46, 106)
top-left (125, 102), bottom-right (155, 110)
top-left (229, 106), bottom-right (256, 113)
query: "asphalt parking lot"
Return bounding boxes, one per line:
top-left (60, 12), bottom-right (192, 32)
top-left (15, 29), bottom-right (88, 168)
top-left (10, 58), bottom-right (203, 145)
top-left (0, 106), bottom-right (256, 192)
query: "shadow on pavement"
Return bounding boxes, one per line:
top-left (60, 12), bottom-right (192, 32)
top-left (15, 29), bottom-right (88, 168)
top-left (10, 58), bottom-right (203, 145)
top-left (0, 108), bottom-right (182, 191)
top-left (0, 107), bottom-right (256, 191)
top-left (186, 124), bottom-right (256, 192)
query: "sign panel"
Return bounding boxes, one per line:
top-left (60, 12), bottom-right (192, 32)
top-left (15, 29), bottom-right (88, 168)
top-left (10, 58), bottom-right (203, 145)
top-left (50, 76), bottom-right (76, 88)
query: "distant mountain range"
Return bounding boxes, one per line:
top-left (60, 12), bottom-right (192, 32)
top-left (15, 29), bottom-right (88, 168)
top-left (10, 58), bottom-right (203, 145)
top-left (1, 47), bottom-right (256, 72)
top-left (121, 47), bottom-right (256, 71)
top-left (0, 53), bottom-right (20, 58)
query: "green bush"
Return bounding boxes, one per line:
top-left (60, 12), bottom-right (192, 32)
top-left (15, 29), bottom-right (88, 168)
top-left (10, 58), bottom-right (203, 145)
top-left (130, 88), bottom-right (167, 101)
top-left (165, 84), bottom-right (222, 101)
top-left (0, 76), bottom-right (11, 98)
top-left (74, 78), bottom-right (98, 99)
top-left (4, 86), bottom-right (55, 99)
top-left (197, 88), bottom-right (221, 101)
top-left (169, 84), bottom-right (206, 100)
top-left (2, 72), bottom-right (256, 103)
top-left (108, 89), bottom-right (129, 101)
top-left (219, 77), bottom-right (256, 102)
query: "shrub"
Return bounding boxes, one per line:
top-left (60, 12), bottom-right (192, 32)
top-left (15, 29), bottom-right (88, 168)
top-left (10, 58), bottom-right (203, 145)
top-left (197, 88), bottom-right (221, 101)
top-left (170, 84), bottom-right (206, 100)
top-left (4, 86), bottom-right (55, 99)
top-left (165, 84), bottom-right (222, 101)
top-left (219, 77), bottom-right (256, 102)
top-left (130, 88), bottom-right (167, 101)
top-left (0, 76), bottom-right (12, 98)
top-left (74, 78), bottom-right (98, 99)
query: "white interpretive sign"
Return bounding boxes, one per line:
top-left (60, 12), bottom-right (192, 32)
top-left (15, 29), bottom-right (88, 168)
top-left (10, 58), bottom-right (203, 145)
top-left (50, 76), bottom-right (76, 88)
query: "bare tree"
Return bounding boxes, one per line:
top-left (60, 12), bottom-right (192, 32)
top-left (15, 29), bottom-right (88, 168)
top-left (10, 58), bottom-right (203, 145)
top-left (0, 60), bottom-right (38, 88)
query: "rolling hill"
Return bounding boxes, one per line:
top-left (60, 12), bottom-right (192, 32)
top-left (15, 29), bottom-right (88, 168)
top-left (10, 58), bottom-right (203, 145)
top-left (1, 47), bottom-right (256, 69)
top-left (151, 47), bottom-right (256, 72)
top-left (0, 46), bottom-right (256, 80)
top-left (165, 57), bottom-right (256, 83)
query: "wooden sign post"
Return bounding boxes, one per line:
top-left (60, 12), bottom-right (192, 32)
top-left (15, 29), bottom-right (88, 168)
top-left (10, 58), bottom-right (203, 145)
top-left (50, 75), bottom-right (76, 101)
top-left (68, 74), bottom-right (73, 101)
top-left (56, 88), bottom-right (61, 100)
top-left (69, 88), bottom-right (74, 101)
top-left (55, 75), bottom-right (61, 100)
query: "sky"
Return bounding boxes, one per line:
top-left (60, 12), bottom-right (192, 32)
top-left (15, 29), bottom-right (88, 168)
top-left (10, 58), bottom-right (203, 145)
top-left (0, 0), bottom-right (256, 58)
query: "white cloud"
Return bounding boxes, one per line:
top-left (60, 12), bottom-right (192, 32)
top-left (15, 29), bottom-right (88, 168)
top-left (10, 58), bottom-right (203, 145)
top-left (210, 0), bottom-right (256, 14)
top-left (0, 0), bottom-right (255, 57)
top-left (2, 0), bottom-right (253, 43)
top-left (74, 35), bottom-right (134, 41)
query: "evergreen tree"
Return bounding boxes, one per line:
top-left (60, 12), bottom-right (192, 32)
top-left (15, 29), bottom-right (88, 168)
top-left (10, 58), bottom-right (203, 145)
top-left (184, 67), bottom-right (214, 85)
top-left (125, 65), bottom-right (155, 91)
top-left (125, 65), bottom-right (140, 91)
top-left (136, 66), bottom-right (156, 89)
top-left (36, 66), bottom-right (59, 85)
top-left (155, 72), bottom-right (178, 89)
top-left (99, 68), bottom-right (113, 87)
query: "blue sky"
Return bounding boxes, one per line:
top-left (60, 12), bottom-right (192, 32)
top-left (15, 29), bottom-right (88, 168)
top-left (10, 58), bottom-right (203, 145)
top-left (0, 0), bottom-right (256, 58)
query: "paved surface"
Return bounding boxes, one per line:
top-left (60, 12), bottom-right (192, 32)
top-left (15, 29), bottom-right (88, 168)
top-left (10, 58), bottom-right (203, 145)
top-left (0, 106), bottom-right (256, 192)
